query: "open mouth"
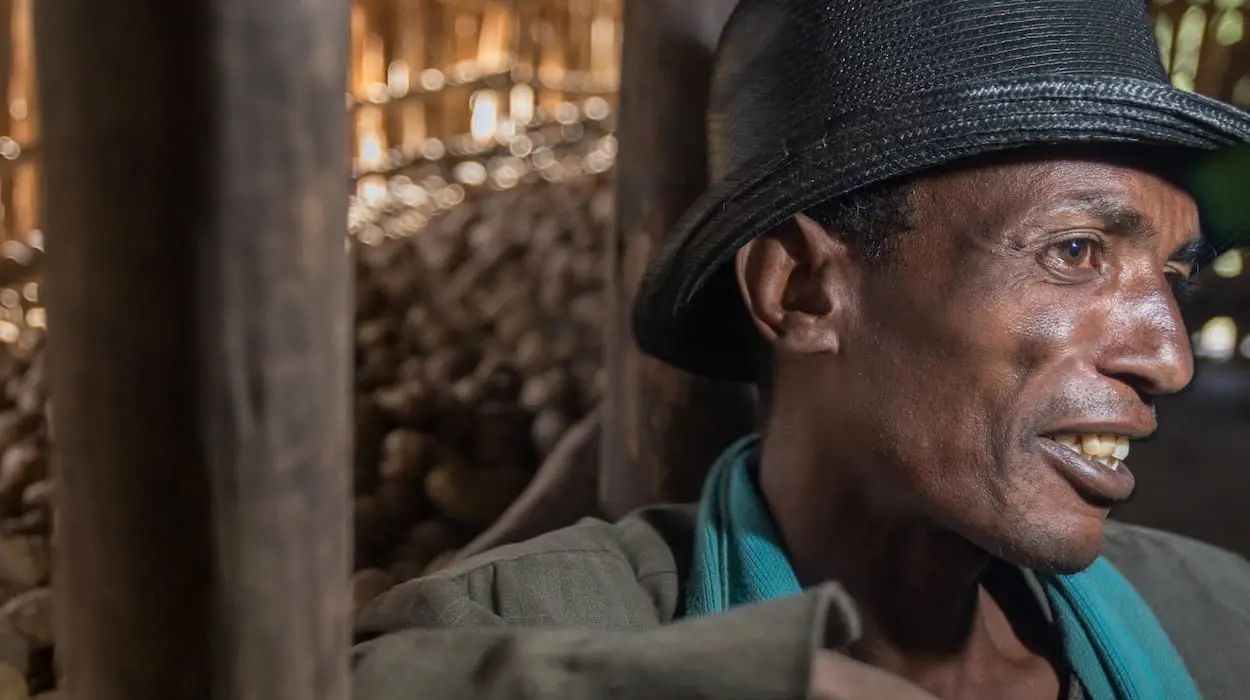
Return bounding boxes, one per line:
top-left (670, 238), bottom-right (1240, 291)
top-left (1047, 433), bottom-right (1130, 473)
top-left (1037, 432), bottom-right (1137, 505)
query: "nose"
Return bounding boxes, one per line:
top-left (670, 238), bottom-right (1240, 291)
top-left (1096, 284), bottom-right (1194, 398)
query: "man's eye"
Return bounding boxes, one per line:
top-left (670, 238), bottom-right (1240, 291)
top-left (1167, 268), bottom-right (1201, 301)
top-left (1045, 238), bottom-right (1101, 270)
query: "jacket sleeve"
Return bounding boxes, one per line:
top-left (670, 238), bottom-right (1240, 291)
top-left (352, 583), bottom-right (860, 700)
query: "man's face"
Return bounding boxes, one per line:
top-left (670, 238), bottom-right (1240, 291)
top-left (812, 153), bottom-right (1200, 573)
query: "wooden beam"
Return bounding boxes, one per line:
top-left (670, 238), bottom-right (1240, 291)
top-left (602, 0), bottom-right (755, 520)
top-left (36, 0), bottom-right (351, 698)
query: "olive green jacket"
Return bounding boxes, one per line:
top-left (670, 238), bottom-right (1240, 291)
top-left (352, 505), bottom-right (1250, 700)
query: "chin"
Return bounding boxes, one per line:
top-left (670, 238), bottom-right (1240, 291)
top-left (979, 507), bottom-right (1109, 575)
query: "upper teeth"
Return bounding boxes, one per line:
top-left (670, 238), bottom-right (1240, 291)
top-left (1053, 434), bottom-right (1130, 461)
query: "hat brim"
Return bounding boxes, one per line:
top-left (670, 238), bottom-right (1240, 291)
top-left (632, 75), bottom-right (1250, 382)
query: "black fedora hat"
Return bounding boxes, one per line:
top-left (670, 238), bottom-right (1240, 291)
top-left (630, 0), bottom-right (1250, 383)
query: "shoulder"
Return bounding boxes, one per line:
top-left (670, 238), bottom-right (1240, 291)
top-left (356, 504), bottom-right (698, 635)
top-left (1102, 520), bottom-right (1250, 692)
top-left (1102, 520), bottom-right (1250, 604)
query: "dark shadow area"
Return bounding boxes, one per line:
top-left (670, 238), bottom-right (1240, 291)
top-left (1115, 360), bottom-right (1250, 556)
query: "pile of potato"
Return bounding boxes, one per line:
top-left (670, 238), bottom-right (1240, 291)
top-left (0, 338), bottom-right (57, 698)
top-left (347, 174), bottom-right (612, 604)
top-left (0, 172), bottom-right (613, 696)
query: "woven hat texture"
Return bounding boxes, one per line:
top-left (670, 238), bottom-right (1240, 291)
top-left (630, 0), bottom-right (1250, 382)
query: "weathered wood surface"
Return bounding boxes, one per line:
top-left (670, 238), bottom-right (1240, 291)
top-left (602, 0), bottom-right (756, 520)
top-left (36, 1), bottom-right (351, 698)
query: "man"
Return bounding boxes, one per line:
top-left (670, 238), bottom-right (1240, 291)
top-left (353, 0), bottom-right (1250, 698)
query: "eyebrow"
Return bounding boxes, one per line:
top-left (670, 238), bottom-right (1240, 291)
top-left (1056, 193), bottom-right (1209, 263)
top-left (1058, 194), bottom-right (1159, 239)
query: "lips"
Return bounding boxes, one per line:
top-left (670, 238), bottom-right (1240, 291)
top-left (1038, 433), bottom-right (1137, 504)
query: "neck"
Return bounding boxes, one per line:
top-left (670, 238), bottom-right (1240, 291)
top-left (756, 423), bottom-right (1043, 692)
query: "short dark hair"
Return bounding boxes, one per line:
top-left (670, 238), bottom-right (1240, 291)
top-left (745, 180), bottom-right (916, 411)
top-left (804, 180), bottom-right (916, 262)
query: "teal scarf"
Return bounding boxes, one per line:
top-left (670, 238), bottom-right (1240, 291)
top-left (685, 434), bottom-right (1202, 700)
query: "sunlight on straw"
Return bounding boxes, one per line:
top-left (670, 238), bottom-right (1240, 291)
top-left (387, 60), bottom-right (410, 96)
top-left (419, 69), bottom-right (446, 91)
top-left (358, 132), bottom-right (385, 170)
top-left (357, 176), bottom-right (387, 206)
top-left (510, 84), bottom-right (535, 124)
top-left (1172, 6), bottom-right (1207, 90)
top-left (1216, 10), bottom-right (1245, 45)
top-left (1213, 250), bottom-right (1244, 277)
top-left (470, 91), bottom-right (499, 143)
top-left (1233, 75), bottom-right (1250, 106)
top-left (1156, 14), bottom-right (1176, 71)
top-left (1196, 316), bottom-right (1238, 361)
top-left (477, 3), bottom-right (512, 73)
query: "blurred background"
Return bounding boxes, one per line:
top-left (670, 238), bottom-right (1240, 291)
top-left (0, 0), bottom-right (1243, 694)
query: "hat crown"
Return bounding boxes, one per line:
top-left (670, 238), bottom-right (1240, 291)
top-left (708, 0), bottom-right (1169, 179)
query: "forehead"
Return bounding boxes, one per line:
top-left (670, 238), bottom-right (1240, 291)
top-left (912, 151), bottom-right (1201, 241)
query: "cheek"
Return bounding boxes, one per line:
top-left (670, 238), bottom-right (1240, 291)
top-left (849, 278), bottom-right (1106, 523)
top-left (868, 295), bottom-right (1026, 446)
top-left (1010, 287), bottom-right (1114, 422)
top-left (1011, 289), bottom-right (1090, 364)
top-left (847, 290), bottom-right (1035, 498)
top-left (950, 261), bottom-right (1112, 441)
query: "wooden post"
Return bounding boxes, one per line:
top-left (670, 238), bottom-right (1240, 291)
top-left (602, 0), bottom-right (755, 519)
top-left (9, 0), bottom-right (36, 241)
top-left (36, 0), bottom-right (351, 698)
top-left (0, 0), bottom-right (13, 242)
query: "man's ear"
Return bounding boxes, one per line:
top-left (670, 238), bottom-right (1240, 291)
top-left (734, 213), bottom-right (858, 359)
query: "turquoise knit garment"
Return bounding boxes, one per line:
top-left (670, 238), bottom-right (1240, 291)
top-left (684, 434), bottom-right (1202, 700)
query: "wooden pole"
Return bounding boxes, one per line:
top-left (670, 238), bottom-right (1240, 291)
top-left (36, 0), bottom-right (351, 698)
top-left (9, 0), bottom-right (36, 242)
top-left (0, 0), bottom-right (13, 242)
top-left (602, 0), bottom-right (755, 519)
